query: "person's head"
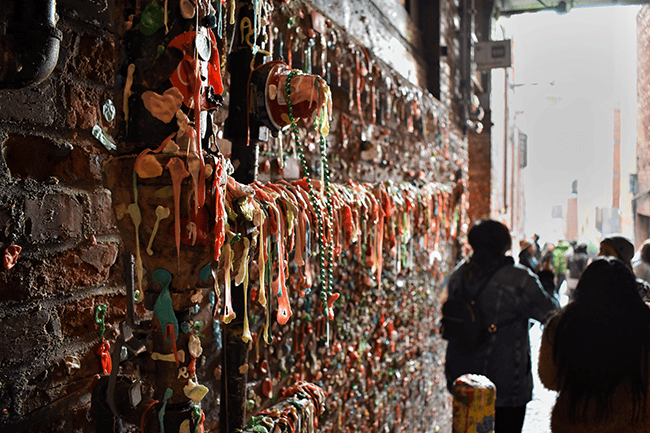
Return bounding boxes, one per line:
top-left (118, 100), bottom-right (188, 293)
top-left (533, 233), bottom-right (540, 242)
top-left (519, 239), bottom-right (533, 254)
top-left (573, 256), bottom-right (639, 306)
top-left (468, 219), bottom-right (511, 256)
top-left (554, 256), bottom-right (650, 422)
top-left (599, 235), bottom-right (634, 269)
top-left (574, 243), bottom-right (588, 254)
top-left (641, 240), bottom-right (650, 264)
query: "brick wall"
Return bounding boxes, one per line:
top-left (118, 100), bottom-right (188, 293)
top-left (468, 110), bottom-right (492, 223)
top-left (0, 1), bottom-right (126, 430)
top-left (0, 0), bottom-right (469, 432)
top-left (638, 7), bottom-right (650, 190)
top-left (636, 6), bottom-right (650, 245)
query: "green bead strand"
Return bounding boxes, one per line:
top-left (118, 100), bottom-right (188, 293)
top-left (285, 69), bottom-right (335, 333)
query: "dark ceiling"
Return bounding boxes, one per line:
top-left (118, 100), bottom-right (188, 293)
top-left (494, 0), bottom-right (647, 16)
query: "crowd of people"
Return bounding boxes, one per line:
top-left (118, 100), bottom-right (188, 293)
top-left (444, 218), bottom-right (650, 433)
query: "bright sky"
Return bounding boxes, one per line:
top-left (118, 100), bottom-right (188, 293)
top-left (498, 5), bottom-right (641, 245)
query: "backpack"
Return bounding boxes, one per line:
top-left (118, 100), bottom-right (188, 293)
top-left (440, 269), bottom-right (499, 350)
top-left (440, 297), bottom-right (487, 348)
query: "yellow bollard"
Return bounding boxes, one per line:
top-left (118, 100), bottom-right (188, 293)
top-left (452, 374), bottom-right (496, 433)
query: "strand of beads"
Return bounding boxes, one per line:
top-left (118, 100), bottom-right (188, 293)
top-left (318, 121), bottom-right (335, 310)
top-left (285, 69), bottom-right (334, 345)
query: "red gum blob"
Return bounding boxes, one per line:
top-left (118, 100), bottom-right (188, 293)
top-left (3, 245), bottom-right (21, 270)
top-left (165, 157), bottom-right (190, 271)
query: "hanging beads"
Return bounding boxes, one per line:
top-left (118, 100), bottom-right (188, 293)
top-left (284, 69), bottom-right (335, 345)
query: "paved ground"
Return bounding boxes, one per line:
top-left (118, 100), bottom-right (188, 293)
top-left (522, 321), bottom-right (555, 433)
top-left (522, 288), bottom-right (569, 433)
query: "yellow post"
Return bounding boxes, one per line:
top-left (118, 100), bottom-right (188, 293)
top-left (452, 374), bottom-right (496, 433)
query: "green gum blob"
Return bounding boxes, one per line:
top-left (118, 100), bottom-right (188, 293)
top-left (140, 1), bottom-right (166, 36)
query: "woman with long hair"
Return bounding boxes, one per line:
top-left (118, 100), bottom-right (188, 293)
top-left (538, 256), bottom-right (650, 432)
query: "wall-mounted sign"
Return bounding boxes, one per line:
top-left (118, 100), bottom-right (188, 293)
top-left (474, 40), bottom-right (512, 70)
top-left (518, 131), bottom-right (527, 168)
top-left (552, 205), bottom-right (563, 219)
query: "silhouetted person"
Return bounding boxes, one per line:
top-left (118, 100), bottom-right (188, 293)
top-left (518, 238), bottom-right (538, 272)
top-left (552, 241), bottom-right (570, 295)
top-left (533, 234), bottom-right (542, 262)
top-left (599, 236), bottom-right (635, 269)
top-left (566, 243), bottom-right (589, 300)
top-left (599, 235), bottom-right (650, 302)
top-left (445, 219), bottom-right (559, 433)
top-left (634, 239), bottom-right (650, 284)
top-left (539, 257), bottom-right (650, 432)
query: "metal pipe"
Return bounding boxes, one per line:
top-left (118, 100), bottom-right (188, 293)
top-left (0, 0), bottom-right (62, 89)
top-left (221, 1), bottom-right (265, 431)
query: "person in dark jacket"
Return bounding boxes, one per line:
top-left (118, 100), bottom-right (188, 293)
top-left (566, 243), bottom-right (589, 300)
top-left (444, 219), bottom-right (559, 433)
top-left (533, 233), bottom-right (542, 262)
top-left (599, 235), bottom-right (650, 302)
top-left (599, 236), bottom-right (635, 269)
top-left (518, 238), bottom-right (538, 272)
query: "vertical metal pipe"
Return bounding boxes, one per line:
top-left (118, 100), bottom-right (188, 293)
top-left (503, 68), bottom-right (509, 215)
top-left (0, 0), bottom-right (62, 89)
top-left (222, 1), bottom-right (268, 431)
top-left (459, 0), bottom-right (474, 132)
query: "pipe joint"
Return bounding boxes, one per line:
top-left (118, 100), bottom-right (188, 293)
top-left (0, 0), bottom-right (62, 89)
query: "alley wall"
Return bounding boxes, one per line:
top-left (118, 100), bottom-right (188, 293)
top-left (0, 0), bottom-right (469, 431)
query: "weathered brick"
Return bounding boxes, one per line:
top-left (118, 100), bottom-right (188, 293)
top-left (0, 309), bottom-right (57, 362)
top-left (1, 256), bottom-right (58, 300)
top-left (636, 6), bottom-right (650, 245)
top-left (467, 114), bottom-right (492, 222)
top-left (65, 83), bottom-right (114, 131)
top-left (0, 82), bottom-right (58, 125)
top-left (16, 387), bottom-right (94, 428)
top-left (0, 263), bottom-right (30, 302)
top-left (30, 246), bottom-right (121, 295)
top-left (2, 135), bottom-right (59, 181)
top-left (78, 243), bottom-right (119, 274)
top-left (0, 207), bottom-right (14, 243)
top-left (59, 0), bottom-right (115, 32)
top-left (56, 140), bottom-right (106, 184)
top-left (59, 294), bottom-right (124, 338)
top-left (67, 33), bottom-right (115, 85)
top-left (59, 297), bottom-right (100, 338)
top-left (2, 243), bottom-right (120, 301)
top-left (638, 7), bottom-right (650, 190)
top-left (25, 192), bottom-right (85, 242)
top-left (20, 362), bottom-right (95, 421)
top-left (88, 188), bottom-right (118, 235)
top-left (2, 135), bottom-right (103, 184)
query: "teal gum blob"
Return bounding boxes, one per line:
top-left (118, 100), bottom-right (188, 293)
top-left (153, 268), bottom-right (179, 344)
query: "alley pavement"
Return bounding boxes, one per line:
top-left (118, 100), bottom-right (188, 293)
top-left (522, 287), bottom-right (569, 433)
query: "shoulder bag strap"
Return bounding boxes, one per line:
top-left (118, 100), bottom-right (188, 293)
top-left (463, 265), bottom-right (502, 302)
top-left (487, 269), bottom-right (528, 334)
